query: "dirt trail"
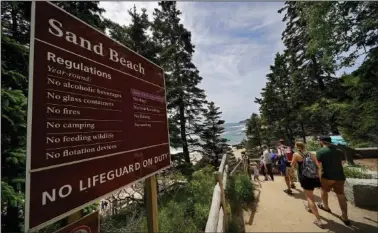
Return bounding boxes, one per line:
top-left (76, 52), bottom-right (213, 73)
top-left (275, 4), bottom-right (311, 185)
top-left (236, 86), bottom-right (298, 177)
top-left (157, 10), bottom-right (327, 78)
top-left (243, 176), bottom-right (378, 233)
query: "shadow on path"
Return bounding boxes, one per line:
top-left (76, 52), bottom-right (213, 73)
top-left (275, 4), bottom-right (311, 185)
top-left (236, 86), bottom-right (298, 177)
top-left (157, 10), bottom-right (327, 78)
top-left (245, 184), bottom-right (261, 226)
top-left (243, 176), bottom-right (378, 233)
top-left (320, 213), bottom-right (378, 233)
top-left (363, 216), bottom-right (378, 224)
top-left (291, 187), bottom-right (322, 202)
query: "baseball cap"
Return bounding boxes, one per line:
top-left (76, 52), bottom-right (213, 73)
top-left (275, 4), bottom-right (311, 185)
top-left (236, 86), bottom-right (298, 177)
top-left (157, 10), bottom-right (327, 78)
top-left (279, 139), bottom-right (285, 142)
top-left (318, 135), bottom-right (332, 143)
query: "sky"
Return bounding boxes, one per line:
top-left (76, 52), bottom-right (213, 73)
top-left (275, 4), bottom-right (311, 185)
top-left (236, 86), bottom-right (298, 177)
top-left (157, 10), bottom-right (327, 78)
top-left (99, 1), bottom-right (361, 123)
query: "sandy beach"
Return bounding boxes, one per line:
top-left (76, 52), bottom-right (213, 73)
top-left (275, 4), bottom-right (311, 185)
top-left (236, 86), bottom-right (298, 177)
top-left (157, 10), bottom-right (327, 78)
top-left (232, 147), bottom-right (245, 160)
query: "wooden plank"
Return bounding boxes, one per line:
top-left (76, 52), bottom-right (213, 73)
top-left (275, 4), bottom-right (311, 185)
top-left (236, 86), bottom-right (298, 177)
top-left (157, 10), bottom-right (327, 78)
top-left (146, 175), bottom-right (159, 233)
top-left (223, 165), bottom-right (229, 189)
top-left (230, 159), bottom-right (243, 175)
top-left (217, 207), bottom-right (224, 233)
top-left (218, 153), bottom-right (228, 174)
top-left (205, 184), bottom-right (221, 233)
top-left (216, 172), bottom-right (227, 211)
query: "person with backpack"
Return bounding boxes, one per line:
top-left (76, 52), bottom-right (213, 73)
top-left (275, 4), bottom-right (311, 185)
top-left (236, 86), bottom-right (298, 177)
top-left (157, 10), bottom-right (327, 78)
top-left (277, 139), bottom-right (296, 194)
top-left (291, 141), bottom-right (324, 228)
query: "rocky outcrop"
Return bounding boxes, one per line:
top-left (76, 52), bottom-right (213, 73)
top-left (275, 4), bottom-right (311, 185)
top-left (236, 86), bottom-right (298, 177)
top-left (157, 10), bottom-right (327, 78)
top-left (345, 178), bottom-right (378, 209)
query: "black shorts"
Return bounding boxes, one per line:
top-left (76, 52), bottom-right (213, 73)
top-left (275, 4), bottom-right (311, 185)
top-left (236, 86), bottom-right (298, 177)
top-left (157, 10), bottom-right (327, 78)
top-left (299, 175), bottom-right (321, 191)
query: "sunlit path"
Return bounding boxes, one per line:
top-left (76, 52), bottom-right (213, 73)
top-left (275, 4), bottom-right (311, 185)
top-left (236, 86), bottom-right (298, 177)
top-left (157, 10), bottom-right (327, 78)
top-left (244, 176), bottom-right (377, 233)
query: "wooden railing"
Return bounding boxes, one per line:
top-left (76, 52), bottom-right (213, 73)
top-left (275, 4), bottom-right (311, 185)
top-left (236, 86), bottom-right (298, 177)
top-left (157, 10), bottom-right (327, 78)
top-left (205, 154), bottom-right (248, 232)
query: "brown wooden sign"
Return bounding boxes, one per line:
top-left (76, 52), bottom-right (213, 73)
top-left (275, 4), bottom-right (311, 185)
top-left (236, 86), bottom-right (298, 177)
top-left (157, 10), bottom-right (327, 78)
top-left (25, 1), bottom-right (170, 231)
top-left (54, 211), bottom-right (100, 233)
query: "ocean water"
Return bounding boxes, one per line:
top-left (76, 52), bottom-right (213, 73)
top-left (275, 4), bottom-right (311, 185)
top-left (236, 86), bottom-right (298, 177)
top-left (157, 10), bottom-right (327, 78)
top-left (170, 122), bottom-right (246, 155)
top-left (222, 122), bottom-right (246, 145)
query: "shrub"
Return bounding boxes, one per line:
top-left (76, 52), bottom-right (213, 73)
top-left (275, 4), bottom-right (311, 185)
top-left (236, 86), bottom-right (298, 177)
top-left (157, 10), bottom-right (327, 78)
top-left (306, 140), bottom-right (322, 152)
top-left (225, 174), bottom-right (254, 233)
top-left (343, 164), bottom-right (372, 179)
top-left (101, 166), bottom-right (215, 233)
top-left (226, 174), bottom-right (254, 209)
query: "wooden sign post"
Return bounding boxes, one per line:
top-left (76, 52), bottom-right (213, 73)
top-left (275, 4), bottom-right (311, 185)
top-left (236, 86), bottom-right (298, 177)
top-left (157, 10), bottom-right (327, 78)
top-left (25, 1), bottom-right (171, 231)
top-left (146, 175), bottom-right (159, 233)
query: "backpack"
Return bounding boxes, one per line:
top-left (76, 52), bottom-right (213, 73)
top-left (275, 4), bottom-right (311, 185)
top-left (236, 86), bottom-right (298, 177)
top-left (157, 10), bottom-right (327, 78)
top-left (270, 153), bottom-right (278, 163)
top-left (300, 152), bottom-right (318, 178)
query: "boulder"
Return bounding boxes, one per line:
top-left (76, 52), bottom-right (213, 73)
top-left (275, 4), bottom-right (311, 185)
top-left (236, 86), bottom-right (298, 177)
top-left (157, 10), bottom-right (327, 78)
top-left (345, 178), bottom-right (378, 209)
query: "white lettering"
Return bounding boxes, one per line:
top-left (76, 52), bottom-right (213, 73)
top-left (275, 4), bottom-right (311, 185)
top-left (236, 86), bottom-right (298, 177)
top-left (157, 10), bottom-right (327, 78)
top-left (48, 18), bottom-right (104, 56)
top-left (42, 184), bottom-right (72, 205)
top-left (109, 48), bottom-right (119, 62)
top-left (48, 19), bottom-right (63, 37)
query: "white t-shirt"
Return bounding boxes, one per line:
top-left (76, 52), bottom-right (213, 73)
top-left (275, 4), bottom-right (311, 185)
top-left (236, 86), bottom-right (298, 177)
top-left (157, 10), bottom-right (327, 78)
top-left (263, 150), bottom-right (271, 164)
top-left (253, 166), bottom-right (260, 176)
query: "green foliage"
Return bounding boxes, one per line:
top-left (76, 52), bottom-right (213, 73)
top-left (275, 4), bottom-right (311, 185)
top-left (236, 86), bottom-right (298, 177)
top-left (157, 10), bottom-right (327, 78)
top-left (306, 140), bottom-right (321, 152)
top-left (101, 167), bottom-right (215, 233)
top-left (225, 174), bottom-right (254, 233)
top-left (151, 2), bottom-right (207, 163)
top-left (253, 1), bottom-right (378, 149)
top-left (245, 113), bottom-right (263, 150)
top-left (83, 203), bottom-right (99, 216)
top-left (226, 174), bottom-right (254, 209)
top-left (1, 3), bottom-right (30, 231)
top-left (200, 102), bottom-right (230, 162)
top-left (343, 165), bottom-right (372, 179)
top-left (54, 1), bottom-right (106, 31)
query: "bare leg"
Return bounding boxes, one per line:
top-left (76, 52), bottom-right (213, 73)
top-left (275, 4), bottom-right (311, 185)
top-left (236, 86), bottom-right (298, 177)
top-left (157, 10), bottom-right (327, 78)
top-left (305, 190), bottom-right (323, 224)
top-left (321, 189), bottom-right (330, 210)
top-left (284, 176), bottom-right (291, 190)
top-left (337, 194), bottom-right (349, 220)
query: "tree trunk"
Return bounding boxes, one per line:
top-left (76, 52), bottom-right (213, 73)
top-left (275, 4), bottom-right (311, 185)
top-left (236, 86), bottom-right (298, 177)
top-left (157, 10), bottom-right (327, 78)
top-left (179, 102), bottom-right (190, 163)
top-left (284, 127), bottom-right (293, 146)
top-left (311, 56), bottom-right (325, 90)
top-left (11, 4), bottom-right (18, 40)
top-left (329, 115), bottom-right (340, 135)
top-left (300, 121), bottom-right (306, 143)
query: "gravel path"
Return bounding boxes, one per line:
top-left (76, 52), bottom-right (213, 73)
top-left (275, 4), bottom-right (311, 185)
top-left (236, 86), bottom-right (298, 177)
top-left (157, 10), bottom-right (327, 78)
top-left (243, 176), bottom-right (378, 232)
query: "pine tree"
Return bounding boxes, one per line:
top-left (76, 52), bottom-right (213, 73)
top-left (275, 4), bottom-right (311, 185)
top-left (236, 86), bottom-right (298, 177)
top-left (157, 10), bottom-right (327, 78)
top-left (298, 1), bottom-right (378, 144)
top-left (54, 1), bottom-right (106, 31)
top-left (151, 1), bottom-right (206, 163)
top-left (279, 2), bottom-right (339, 135)
top-left (105, 6), bottom-right (159, 63)
top-left (255, 52), bottom-right (299, 144)
top-left (1, 2), bottom-right (31, 231)
top-left (199, 102), bottom-right (229, 164)
top-left (245, 113), bottom-right (263, 150)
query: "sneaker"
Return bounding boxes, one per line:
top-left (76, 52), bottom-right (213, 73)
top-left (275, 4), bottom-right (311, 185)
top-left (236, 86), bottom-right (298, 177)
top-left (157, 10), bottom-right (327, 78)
top-left (284, 189), bottom-right (293, 195)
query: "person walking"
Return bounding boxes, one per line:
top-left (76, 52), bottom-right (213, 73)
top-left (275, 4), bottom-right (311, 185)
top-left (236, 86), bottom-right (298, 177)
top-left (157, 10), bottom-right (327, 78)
top-left (277, 139), bottom-right (295, 194)
top-left (252, 162), bottom-right (260, 181)
top-left (316, 136), bottom-right (351, 226)
top-left (262, 145), bottom-right (274, 181)
top-left (291, 141), bottom-right (324, 228)
top-left (260, 155), bottom-right (267, 180)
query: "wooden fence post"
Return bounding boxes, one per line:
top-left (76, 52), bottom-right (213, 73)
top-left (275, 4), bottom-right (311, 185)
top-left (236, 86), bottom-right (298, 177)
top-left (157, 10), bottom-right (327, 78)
top-left (146, 175), bottom-right (159, 233)
top-left (215, 172), bottom-right (227, 211)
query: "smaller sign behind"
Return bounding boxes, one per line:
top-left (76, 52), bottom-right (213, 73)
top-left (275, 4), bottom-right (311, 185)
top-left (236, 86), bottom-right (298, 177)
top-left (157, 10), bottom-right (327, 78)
top-left (54, 211), bottom-right (99, 233)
